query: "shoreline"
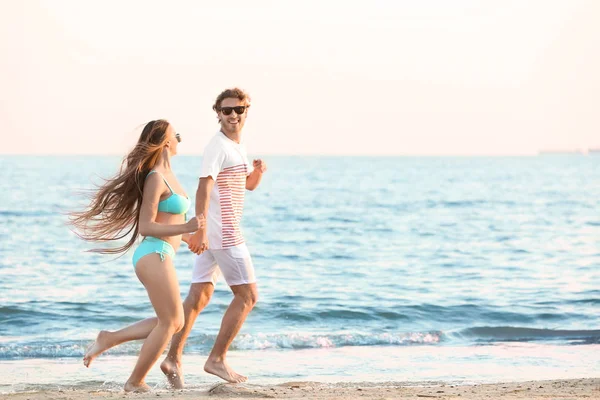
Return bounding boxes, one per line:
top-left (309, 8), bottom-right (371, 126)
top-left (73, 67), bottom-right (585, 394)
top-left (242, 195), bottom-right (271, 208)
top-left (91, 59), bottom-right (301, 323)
top-left (1, 378), bottom-right (599, 399)
top-left (2, 344), bottom-right (600, 395)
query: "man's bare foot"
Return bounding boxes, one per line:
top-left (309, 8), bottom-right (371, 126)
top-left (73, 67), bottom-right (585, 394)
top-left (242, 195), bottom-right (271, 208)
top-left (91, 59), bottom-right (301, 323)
top-left (160, 357), bottom-right (184, 389)
top-left (124, 381), bottom-right (151, 393)
top-left (204, 358), bottom-right (247, 383)
top-left (83, 330), bottom-right (113, 368)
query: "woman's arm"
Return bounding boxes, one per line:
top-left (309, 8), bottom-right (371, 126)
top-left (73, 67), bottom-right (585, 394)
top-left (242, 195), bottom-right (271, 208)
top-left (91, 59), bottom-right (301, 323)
top-left (187, 177), bottom-right (213, 254)
top-left (138, 174), bottom-right (199, 237)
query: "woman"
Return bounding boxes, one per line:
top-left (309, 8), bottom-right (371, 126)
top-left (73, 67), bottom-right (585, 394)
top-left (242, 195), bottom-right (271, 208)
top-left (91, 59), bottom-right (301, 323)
top-left (70, 119), bottom-right (203, 392)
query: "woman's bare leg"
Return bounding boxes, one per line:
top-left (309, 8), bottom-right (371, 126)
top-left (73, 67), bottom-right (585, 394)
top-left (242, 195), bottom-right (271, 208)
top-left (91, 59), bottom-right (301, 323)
top-left (123, 254), bottom-right (184, 392)
top-left (161, 282), bottom-right (214, 388)
top-left (83, 318), bottom-right (158, 367)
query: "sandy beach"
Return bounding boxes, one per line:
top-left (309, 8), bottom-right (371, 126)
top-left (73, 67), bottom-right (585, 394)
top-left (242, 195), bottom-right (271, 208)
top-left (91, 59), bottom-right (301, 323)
top-left (1, 379), bottom-right (599, 400)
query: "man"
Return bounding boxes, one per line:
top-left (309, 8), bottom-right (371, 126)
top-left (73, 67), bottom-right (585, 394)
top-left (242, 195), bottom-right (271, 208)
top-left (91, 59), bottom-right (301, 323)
top-left (160, 88), bottom-right (267, 386)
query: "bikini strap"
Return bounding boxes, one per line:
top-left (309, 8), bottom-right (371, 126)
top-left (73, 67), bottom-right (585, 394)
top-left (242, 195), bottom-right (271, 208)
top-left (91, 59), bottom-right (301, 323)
top-left (146, 170), bottom-right (174, 194)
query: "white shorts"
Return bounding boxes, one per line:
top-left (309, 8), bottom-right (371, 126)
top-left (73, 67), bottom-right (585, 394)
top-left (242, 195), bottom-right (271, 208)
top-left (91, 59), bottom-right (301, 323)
top-left (191, 243), bottom-right (256, 286)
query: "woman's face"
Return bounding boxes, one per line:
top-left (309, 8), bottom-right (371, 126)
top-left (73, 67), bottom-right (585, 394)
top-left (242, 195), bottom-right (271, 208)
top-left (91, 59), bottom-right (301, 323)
top-left (165, 124), bottom-right (180, 156)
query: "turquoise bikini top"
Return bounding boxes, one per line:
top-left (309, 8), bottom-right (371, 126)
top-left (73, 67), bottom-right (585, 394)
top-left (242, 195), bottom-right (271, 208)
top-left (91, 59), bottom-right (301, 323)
top-left (146, 170), bottom-right (190, 215)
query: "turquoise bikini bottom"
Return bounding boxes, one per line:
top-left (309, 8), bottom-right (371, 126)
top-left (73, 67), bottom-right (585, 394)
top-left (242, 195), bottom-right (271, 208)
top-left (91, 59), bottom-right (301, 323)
top-left (132, 237), bottom-right (175, 268)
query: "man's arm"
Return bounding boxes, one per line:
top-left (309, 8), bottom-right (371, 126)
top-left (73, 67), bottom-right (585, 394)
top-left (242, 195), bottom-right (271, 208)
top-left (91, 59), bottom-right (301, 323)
top-left (188, 177), bottom-right (214, 254)
top-left (246, 159), bottom-right (267, 191)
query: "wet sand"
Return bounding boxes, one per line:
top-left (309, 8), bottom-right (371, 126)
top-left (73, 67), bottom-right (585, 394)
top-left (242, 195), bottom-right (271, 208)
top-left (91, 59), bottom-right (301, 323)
top-left (1, 378), bottom-right (599, 399)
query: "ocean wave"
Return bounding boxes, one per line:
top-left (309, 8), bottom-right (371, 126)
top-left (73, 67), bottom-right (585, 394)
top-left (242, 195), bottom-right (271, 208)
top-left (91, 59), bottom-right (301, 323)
top-left (0, 340), bottom-right (168, 359)
top-left (424, 200), bottom-right (489, 209)
top-left (0, 306), bottom-right (63, 327)
top-left (231, 331), bottom-right (442, 350)
top-left (0, 210), bottom-right (53, 217)
top-left (2, 326), bottom-right (599, 359)
top-left (0, 305), bottom-right (145, 329)
top-left (0, 331), bottom-right (442, 359)
top-left (270, 307), bottom-right (411, 322)
top-left (452, 326), bottom-right (600, 344)
top-left (0, 343), bottom-right (87, 359)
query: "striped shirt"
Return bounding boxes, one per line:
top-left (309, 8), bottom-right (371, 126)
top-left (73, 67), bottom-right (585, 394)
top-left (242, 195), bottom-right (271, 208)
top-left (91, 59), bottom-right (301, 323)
top-left (200, 132), bottom-right (253, 249)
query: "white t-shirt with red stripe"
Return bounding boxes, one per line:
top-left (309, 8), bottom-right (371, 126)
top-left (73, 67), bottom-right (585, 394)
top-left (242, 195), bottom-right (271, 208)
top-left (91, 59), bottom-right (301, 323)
top-left (200, 131), bottom-right (253, 250)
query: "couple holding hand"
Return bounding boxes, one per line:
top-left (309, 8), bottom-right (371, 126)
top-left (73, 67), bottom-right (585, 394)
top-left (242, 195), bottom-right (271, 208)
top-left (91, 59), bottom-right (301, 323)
top-left (71, 88), bottom-right (266, 392)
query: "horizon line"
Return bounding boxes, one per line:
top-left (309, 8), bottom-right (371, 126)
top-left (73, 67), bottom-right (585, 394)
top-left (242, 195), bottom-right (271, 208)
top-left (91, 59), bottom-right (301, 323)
top-left (1, 152), bottom-right (598, 157)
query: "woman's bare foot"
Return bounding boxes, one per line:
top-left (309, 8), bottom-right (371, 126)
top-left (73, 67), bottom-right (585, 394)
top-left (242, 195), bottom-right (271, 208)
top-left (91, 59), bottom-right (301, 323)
top-left (124, 381), bottom-right (151, 393)
top-left (83, 330), bottom-right (113, 368)
top-left (204, 358), bottom-right (247, 383)
top-left (160, 357), bottom-right (184, 389)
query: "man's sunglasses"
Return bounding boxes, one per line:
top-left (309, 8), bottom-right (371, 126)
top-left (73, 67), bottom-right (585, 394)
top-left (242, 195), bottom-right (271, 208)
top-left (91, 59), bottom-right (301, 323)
top-left (175, 133), bottom-right (182, 143)
top-left (220, 106), bottom-right (247, 116)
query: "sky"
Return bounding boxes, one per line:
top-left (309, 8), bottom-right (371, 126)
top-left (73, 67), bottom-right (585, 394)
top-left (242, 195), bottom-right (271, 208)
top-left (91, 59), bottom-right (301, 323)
top-left (1, 0), bottom-right (599, 156)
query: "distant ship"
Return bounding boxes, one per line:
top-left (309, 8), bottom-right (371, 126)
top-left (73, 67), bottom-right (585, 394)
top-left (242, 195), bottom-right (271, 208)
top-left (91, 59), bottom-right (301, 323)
top-left (538, 150), bottom-right (583, 155)
top-left (538, 148), bottom-right (600, 155)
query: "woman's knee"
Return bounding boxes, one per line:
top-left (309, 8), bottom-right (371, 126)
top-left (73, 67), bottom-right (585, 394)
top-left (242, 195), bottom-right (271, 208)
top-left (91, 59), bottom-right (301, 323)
top-left (174, 310), bottom-right (185, 333)
top-left (159, 308), bottom-right (185, 333)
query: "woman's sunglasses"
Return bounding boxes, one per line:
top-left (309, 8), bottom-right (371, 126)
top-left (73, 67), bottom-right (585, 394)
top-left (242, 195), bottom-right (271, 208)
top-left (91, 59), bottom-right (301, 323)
top-left (175, 133), bottom-right (182, 143)
top-left (220, 106), bottom-right (247, 116)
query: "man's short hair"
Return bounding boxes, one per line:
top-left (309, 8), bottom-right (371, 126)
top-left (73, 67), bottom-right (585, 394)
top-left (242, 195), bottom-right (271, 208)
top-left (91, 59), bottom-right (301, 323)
top-left (213, 88), bottom-right (251, 112)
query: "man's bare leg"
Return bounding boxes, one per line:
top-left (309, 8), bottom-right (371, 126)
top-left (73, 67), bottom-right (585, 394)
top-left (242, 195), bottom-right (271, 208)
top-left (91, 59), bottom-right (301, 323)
top-left (161, 282), bottom-right (214, 388)
top-left (204, 283), bottom-right (258, 383)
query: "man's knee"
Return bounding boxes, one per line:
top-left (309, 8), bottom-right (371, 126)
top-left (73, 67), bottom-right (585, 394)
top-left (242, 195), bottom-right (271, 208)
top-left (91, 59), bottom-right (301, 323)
top-left (188, 282), bottom-right (214, 311)
top-left (248, 290), bottom-right (258, 308)
top-left (233, 284), bottom-right (258, 309)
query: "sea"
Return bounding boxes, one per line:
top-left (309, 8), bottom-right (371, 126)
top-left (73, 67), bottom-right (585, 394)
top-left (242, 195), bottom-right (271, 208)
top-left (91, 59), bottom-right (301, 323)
top-left (0, 155), bottom-right (599, 393)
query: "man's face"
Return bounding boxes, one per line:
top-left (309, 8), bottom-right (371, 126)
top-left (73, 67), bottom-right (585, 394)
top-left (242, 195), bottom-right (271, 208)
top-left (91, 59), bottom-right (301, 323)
top-left (218, 97), bottom-right (249, 135)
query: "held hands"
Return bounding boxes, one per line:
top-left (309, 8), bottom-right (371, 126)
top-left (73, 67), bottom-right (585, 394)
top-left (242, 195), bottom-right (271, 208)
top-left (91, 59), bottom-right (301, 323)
top-left (188, 229), bottom-right (209, 255)
top-left (253, 159), bottom-right (267, 173)
top-left (185, 214), bottom-right (207, 254)
top-left (185, 214), bottom-right (206, 233)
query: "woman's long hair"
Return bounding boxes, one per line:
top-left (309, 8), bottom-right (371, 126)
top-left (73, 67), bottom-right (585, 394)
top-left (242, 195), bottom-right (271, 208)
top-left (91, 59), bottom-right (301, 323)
top-left (70, 119), bottom-right (170, 255)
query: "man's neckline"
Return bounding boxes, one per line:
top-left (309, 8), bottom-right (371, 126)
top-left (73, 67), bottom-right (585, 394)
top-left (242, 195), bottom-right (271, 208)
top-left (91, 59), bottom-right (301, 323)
top-left (219, 130), bottom-right (243, 145)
